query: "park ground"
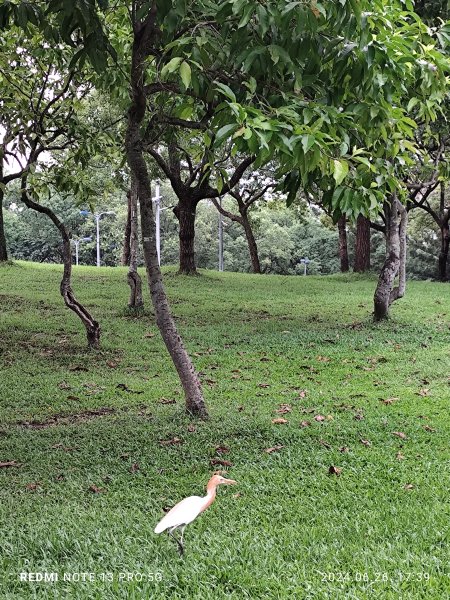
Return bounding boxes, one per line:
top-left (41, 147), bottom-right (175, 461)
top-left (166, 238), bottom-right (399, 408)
top-left (0, 261), bottom-right (449, 599)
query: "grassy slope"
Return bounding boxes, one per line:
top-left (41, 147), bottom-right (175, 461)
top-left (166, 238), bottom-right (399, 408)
top-left (0, 261), bottom-right (449, 599)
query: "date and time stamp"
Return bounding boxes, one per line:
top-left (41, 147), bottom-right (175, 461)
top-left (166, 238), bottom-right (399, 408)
top-left (16, 569), bottom-right (444, 586)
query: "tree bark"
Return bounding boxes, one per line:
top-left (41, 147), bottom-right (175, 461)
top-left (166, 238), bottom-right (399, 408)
top-left (122, 189), bottom-right (132, 266)
top-left (127, 174), bottom-right (143, 308)
top-left (241, 212), bottom-right (261, 273)
top-left (438, 182), bottom-right (449, 282)
top-left (174, 201), bottom-right (198, 274)
top-left (354, 214), bottom-right (371, 272)
top-left (21, 184), bottom-right (100, 347)
top-left (337, 215), bottom-right (349, 272)
top-left (125, 14), bottom-right (207, 417)
top-left (0, 188), bottom-right (8, 262)
top-left (438, 222), bottom-right (449, 282)
top-left (374, 197), bottom-right (407, 320)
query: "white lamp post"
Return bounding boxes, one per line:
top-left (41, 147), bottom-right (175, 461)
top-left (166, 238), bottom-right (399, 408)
top-left (94, 211), bottom-right (115, 267)
top-left (71, 237), bottom-right (92, 266)
top-left (300, 257), bottom-right (310, 276)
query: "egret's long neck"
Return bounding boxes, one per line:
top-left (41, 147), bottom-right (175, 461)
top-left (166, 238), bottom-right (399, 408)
top-left (200, 481), bottom-right (218, 513)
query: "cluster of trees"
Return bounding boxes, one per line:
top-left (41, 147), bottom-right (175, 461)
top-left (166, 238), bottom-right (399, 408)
top-left (4, 183), bottom-right (448, 281)
top-left (1, 0), bottom-right (449, 417)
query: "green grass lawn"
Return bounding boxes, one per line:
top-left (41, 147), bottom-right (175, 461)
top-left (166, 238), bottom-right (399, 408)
top-left (0, 261), bottom-right (449, 599)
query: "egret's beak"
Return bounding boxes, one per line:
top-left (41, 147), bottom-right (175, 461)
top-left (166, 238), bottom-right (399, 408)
top-left (223, 478), bottom-right (237, 485)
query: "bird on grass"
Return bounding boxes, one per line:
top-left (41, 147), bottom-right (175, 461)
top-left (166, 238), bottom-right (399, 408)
top-left (154, 474), bottom-right (237, 555)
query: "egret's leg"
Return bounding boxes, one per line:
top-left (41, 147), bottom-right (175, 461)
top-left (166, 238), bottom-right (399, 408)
top-left (180, 524), bottom-right (187, 547)
top-left (168, 526), bottom-right (184, 556)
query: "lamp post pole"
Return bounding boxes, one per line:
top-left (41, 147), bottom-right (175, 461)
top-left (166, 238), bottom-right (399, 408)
top-left (93, 212), bottom-right (115, 267)
top-left (152, 182), bottom-right (162, 266)
top-left (300, 257), bottom-right (310, 276)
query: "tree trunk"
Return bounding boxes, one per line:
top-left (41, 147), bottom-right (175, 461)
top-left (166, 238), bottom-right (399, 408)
top-left (241, 212), bottom-right (261, 273)
top-left (374, 197), bottom-right (407, 320)
top-left (175, 201), bottom-right (198, 275)
top-left (354, 214), bottom-right (371, 272)
top-left (0, 189), bottom-right (8, 262)
top-left (337, 215), bottom-right (349, 272)
top-left (21, 185), bottom-right (100, 347)
top-left (438, 222), bottom-right (449, 282)
top-left (125, 24), bottom-right (207, 418)
top-left (122, 189), bottom-right (132, 266)
top-left (127, 174), bottom-right (143, 308)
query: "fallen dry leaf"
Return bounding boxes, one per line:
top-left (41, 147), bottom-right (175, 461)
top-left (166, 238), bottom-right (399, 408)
top-left (298, 390), bottom-right (307, 398)
top-left (130, 463), bottom-right (140, 473)
top-left (317, 355), bottom-right (331, 362)
top-left (25, 482), bottom-right (40, 491)
top-left (300, 420), bottom-right (311, 428)
top-left (423, 425), bottom-right (436, 432)
top-left (339, 446), bottom-right (350, 453)
top-left (314, 415), bottom-right (326, 422)
top-left (144, 332), bottom-right (155, 338)
top-left (392, 431), bottom-right (407, 440)
top-left (354, 413), bottom-right (364, 421)
top-left (404, 483), bottom-right (414, 490)
top-left (260, 357), bottom-right (270, 362)
top-left (271, 418), bottom-right (288, 425)
top-left (380, 398), bottom-right (398, 404)
top-left (187, 423), bottom-right (196, 433)
top-left (210, 458), bottom-right (232, 467)
top-left (106, 361), bottom-right (119, 368)
top-left (159, 437), bottom-right (183, 446)
top-left (159, 397), bottom-right (176, 405)
top-left (232, 492), bottom-right (242, 499)
top-left (396, 451), bottom-right (405, 460)
top-left (88, 485), bottom-right (105, 493)
top-left (215, 446), bottom-right (230, 454)
top-left (328, 465), bottom-right (342, 476)
top-left (264, 445), bottom-right (284, 454)
top-left (58, 381), bottom-right (71, 390)
top-left (360, 439), bottom-right (371, 447)
top-left (258, 383), bottom-right (271, 388)
top-left (276, 404), bottom-right (292, 414)
top-left (418, 388), bottom-right (430, 397)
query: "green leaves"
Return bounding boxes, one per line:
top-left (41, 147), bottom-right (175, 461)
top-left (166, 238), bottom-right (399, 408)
top-left (160, 56), bottom-right (183, 78)
top-left (179, 61), bottom-right (191, 89)
top-left (332, 159), bottom-right (349, 185)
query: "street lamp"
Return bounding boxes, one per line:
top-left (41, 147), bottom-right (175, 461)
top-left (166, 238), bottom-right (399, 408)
top-left (152, 182), bottom-right (173, 266)
top-left (300, 257), bottom-right (310, 276)
top-left (79, 209), bottom-right (115, 267)
top-left (71, 237), bottom-right (92, 266)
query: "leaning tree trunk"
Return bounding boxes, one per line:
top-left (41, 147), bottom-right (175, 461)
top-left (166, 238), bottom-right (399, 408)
top-left (337, 215), bottom-right (349, 272)
top-left (20, 183), bottom-right (100, 347)
top-left (374, 197), bottom-right (407, 320)
top-left (354, 214), bottom-right (371, 272)
top-left (174, 201), bottom-right (198, 275)
top-left (127, 174), bottom-right (143, 308)
top-left (0, 189), bottom-right (8, 262)
top-left (438, 221), bottom-right (449, 282)
top-left (122, 189), bottom-right (132, 266)
top-left (125, 24), bottom-right (207, 417)
top-left (241, 212), bottom-right (261, 273)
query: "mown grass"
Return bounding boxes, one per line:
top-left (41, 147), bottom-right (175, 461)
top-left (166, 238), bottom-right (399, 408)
top-left (0, 261), bottom-right (449, 599)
